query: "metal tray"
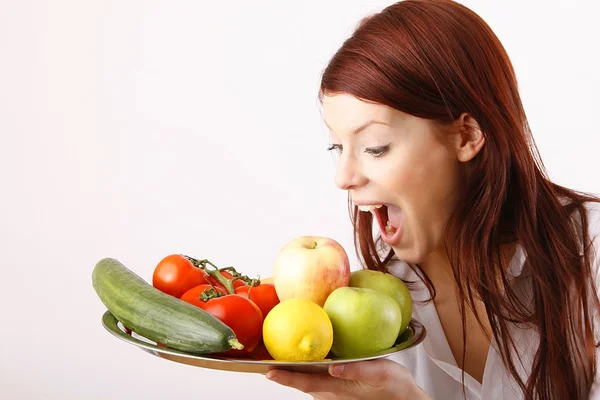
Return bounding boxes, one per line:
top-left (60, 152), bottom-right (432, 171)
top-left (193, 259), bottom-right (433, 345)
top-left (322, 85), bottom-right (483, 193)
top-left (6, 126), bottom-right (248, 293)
top-left (101, 310), bottom-right (426, 374)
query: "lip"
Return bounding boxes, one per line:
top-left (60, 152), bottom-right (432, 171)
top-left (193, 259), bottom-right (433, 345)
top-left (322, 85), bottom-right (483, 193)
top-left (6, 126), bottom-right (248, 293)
top-left (351, 200), bottom-right (392, 207)
top-left (381, 223), bottom-right (404, 246)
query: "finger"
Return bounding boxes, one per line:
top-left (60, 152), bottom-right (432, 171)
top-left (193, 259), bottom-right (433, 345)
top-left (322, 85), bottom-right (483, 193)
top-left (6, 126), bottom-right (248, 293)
top-left (266, 369), bottom-right (342, 394)
top-left (328, 359), bottom-right (399, 386)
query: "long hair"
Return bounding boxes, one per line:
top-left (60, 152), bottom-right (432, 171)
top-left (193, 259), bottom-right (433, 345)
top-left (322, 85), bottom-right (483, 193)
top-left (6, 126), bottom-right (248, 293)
top-left (318, 1), bottom-right (600, 399)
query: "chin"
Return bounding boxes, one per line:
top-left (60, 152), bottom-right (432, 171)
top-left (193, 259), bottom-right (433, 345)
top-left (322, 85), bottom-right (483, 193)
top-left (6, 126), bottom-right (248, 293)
top-left (389, 232), bottom-right (433, 264)
top-left (389, 245), bottom-right (424, 264)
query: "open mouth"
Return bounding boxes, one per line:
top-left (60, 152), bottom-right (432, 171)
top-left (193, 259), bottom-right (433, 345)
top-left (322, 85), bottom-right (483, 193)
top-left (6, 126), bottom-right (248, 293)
top-left (373, 205), bottom-right (397, 236)
top-left (356, 204), bottom-right (403, 245)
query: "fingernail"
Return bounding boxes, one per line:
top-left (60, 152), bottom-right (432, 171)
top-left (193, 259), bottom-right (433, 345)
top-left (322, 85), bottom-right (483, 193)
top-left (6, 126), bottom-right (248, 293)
top-left (331, 364), bottom-right (344, 375)
top-left (266, 372), bottom-right (279, 382)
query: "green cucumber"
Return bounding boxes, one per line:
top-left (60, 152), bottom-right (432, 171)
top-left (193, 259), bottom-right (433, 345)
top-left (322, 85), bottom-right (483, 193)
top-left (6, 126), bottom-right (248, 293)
top-left (92, 257), bottom-right (243, 354)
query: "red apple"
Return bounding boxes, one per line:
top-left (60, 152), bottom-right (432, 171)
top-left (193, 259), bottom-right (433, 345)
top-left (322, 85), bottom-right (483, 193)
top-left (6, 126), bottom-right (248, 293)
top-left (272, 236), bottom-right (351, 307)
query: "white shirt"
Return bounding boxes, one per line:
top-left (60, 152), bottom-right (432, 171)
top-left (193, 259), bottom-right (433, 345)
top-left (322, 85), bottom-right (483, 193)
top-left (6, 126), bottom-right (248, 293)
top-left (387, 201), bottom-right (600, 399)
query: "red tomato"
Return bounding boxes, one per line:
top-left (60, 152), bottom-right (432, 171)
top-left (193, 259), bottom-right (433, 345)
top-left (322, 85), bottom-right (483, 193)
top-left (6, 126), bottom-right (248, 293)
top-left (180, 284), bottom-right (227, 307)
top-left (233, 341), bottom-right (274, 360)
top-left (196, 294), bottom-right (263, 354)
top-left (152, 254), bottom-right (215, 298)
top-left (235, 283), bottom-right (280, 318)
top-left (235, 286), bottom-right (251, 297)
top-left (249, 341), bottom-right (274, 360)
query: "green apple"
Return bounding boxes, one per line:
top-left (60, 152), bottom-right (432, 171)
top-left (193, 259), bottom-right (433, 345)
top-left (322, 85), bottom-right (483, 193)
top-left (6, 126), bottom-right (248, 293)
top-left (349, 269), bottom-right (413, 335)
top-left (323, 287), bottom-right (402, 358)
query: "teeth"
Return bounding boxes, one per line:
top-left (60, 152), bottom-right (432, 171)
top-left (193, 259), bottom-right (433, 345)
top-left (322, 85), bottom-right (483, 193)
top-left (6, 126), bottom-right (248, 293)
top-left (386, 220), bottom-right (394, 234)
top-left (357, 204), bottom-right (383, 212)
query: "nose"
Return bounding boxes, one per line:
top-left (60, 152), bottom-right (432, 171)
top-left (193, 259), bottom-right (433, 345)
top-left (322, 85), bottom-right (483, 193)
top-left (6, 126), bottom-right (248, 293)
top-left (334, 150), bottom-right (367, 190)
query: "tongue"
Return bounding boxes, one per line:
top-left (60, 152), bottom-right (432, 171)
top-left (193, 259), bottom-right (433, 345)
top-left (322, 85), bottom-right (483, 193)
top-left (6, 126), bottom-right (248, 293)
top-left (386, 205), bottom-right (403, 228)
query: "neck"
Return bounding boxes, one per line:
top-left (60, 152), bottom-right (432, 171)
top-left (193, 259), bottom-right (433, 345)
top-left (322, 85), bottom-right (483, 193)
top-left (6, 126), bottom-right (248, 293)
top-left (419, 249), bottom-right (457, 302)
top-left (418, 242), bottom-right (519, 300)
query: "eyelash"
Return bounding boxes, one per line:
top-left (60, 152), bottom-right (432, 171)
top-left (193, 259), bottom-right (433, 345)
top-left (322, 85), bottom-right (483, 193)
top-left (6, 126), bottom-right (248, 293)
top-left (326, 144), bottom-right (390, 158)
top-left (326, 144), bottom-right (342, 153)
top-left (365, 145), bottom-right (389, 157)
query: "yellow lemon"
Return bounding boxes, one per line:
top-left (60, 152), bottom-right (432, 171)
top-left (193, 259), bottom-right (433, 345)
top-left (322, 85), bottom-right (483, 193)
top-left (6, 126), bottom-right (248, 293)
top-left (262, 298), bottom-right (333, 361)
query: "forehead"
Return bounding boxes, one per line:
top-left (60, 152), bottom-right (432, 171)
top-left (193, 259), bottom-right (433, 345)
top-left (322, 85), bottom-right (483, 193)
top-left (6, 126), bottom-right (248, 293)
top-left (321, 93), bottom-right (394, 133)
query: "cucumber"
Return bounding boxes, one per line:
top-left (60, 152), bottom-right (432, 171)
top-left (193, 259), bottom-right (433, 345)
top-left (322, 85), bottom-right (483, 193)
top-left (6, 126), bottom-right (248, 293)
top-left (92, 257), bottom-right (243, 354)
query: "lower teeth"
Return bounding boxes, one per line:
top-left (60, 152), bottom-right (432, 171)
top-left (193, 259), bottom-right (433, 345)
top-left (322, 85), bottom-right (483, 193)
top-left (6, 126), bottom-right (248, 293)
top-left (385, 220), bottom-right (394, 235)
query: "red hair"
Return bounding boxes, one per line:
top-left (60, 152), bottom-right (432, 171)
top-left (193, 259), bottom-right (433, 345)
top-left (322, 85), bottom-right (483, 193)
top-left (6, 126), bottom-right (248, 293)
top-left (318, 1), bottom-right (600, 399)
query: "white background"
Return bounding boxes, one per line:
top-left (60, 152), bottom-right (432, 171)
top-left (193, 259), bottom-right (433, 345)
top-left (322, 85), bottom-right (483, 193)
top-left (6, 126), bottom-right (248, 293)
top-left (1, 0), bottom-right (599, 399)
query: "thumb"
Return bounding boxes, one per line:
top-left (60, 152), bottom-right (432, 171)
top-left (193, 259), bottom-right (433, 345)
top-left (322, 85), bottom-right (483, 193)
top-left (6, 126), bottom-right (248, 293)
top-left (328, 359), bottom-right (398, 386)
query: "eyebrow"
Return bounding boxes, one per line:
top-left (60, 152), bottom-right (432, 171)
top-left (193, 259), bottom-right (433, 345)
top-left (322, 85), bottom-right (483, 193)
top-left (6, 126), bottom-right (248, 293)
top-left (323, 119), bottom-right (390, 135)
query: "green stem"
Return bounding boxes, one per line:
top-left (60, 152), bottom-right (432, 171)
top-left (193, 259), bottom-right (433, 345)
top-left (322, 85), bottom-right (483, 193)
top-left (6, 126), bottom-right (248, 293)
top-left (183, 255), bottom-right (204, 269)
top-left (219, 266), bottom-right (258, 285)
top-left (247, 277), bottom-right (260, 287)
top-left (196, 259), bottom-right (236, 294)
top-left (199, 287), bottom-right (224, 302)
top-left (200, 259), bottom-right (220, 270)
top-left (183, 255), bottom-right (259, 292)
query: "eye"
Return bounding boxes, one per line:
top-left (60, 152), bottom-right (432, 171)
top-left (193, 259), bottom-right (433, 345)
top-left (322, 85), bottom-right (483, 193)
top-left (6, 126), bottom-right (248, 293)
top-left (364, 145), bottom-right (390, 157)
top-left (327, 143), bottom-right (343, 154)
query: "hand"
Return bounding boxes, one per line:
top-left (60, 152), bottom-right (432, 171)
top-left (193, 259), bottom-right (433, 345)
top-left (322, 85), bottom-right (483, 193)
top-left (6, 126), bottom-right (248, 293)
top-left (265, 359), bottom-right (430, 400)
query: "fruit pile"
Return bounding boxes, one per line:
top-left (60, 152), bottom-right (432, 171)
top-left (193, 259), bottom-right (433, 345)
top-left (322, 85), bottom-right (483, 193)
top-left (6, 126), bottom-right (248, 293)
top-left (92, 235), bottom-right (413, 361)
top-left (265, 236), bottom-right (413, 361)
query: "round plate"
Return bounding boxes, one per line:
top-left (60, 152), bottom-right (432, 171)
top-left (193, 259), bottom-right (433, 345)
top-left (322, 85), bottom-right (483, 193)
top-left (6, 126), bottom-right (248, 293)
top-left (101, 310), bottom-right (426, 374)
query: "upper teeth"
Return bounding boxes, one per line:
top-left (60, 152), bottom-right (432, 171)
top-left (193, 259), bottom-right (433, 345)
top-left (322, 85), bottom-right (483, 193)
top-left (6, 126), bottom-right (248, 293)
top-left (357, 204), bottom-right (383, 212)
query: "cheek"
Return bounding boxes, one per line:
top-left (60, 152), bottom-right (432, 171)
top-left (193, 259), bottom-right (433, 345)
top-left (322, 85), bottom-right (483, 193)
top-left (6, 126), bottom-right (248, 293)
top-left (398, 143), bottom-right (459, 201)
top-left (383, 147), bottom-right (451, 198)
top-left (387, 142), bottom-right (459, 252)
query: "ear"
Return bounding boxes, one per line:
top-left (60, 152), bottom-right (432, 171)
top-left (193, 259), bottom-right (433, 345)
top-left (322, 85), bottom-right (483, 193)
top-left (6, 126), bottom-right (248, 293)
top-left (453, 113), bottom-right (485, 162)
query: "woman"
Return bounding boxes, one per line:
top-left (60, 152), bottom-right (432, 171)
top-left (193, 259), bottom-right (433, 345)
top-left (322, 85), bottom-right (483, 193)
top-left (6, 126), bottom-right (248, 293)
top-left (265, 0), bottom-right (600, 399)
